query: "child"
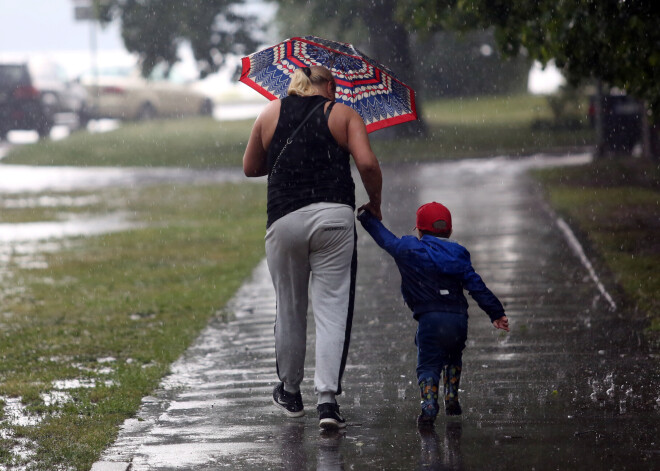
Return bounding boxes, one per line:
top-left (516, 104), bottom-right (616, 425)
top-left (357, 201), bottom-right (509, 426)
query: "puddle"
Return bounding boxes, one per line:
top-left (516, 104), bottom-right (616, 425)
top-left (52, 379), bottom-right (115, 389)
top-left (41, 391), bottom-right (73, 407)
top-left (0, 164), bottom-right (249, 194)
top-left (1, 194), bottom-right (101, 208)
top-left (0, 211), bottom-right (141, 243)
top-left (0, 397), bottom-right (40, 427)
top-left (0, 376), bottom-right (109, 470)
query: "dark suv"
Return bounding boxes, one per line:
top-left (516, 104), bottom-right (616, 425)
top-left (0, 60), bottom-right (90, 140)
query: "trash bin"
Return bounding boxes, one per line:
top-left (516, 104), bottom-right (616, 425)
top-left (599, 94), bottom-right (642, 154)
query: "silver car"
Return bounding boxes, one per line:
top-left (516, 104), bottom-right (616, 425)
top-left (81, 64), bottom-right (214, 121)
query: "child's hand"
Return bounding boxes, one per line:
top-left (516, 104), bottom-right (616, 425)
top-left (358, 202), bottom-right (382, 220)
top-left (493, 316), bottom-right (509, 332)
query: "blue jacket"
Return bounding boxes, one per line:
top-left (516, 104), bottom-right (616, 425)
top-left (358, 211), bottom-right (505, 321)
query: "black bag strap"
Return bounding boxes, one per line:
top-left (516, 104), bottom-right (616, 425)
top-left (325, 101), bottom-right (335, 120)
top-left (268, 99), bottom-right (328, 183)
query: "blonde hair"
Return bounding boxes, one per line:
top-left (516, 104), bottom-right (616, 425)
top-left (288, 66), bottom-right (335, 97)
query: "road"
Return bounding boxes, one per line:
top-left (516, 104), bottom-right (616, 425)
top-left (93, 154), bottom-right (658, 470)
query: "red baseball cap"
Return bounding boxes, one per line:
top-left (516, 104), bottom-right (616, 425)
top-left (415, 202), bottom-right (452, 234)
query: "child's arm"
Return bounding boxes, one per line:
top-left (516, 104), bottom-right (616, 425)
top-left (463, 267), bottom-right (508, 330)
top-left (357, 209), bottom-right (404, 256)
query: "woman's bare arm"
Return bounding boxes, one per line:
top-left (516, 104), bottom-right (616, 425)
top-left (243, 100), bottom-right (280, 177)
top-left (345, 109), bottom-right (382, 220)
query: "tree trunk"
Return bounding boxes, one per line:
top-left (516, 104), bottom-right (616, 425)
top-left (640, 102), bottom-right (660, 161)
top-left (359, 0), bottom-right (427, 138)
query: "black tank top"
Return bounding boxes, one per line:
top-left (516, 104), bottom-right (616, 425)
top-left (266, 95), bottom-right (355, 227)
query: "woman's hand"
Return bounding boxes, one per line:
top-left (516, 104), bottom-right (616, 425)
top-left (492, 316), bottom-right (509, 332)
top-left (358, 201), bottom-right (382, 220)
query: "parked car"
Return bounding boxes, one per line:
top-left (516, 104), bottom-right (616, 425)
top-left (81, 64), bottom-right (214, 121)
top-left (0, 59), bottom-right (90, 139)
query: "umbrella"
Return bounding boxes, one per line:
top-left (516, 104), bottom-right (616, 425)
top-left (239, 36), bottom-right (417, 133)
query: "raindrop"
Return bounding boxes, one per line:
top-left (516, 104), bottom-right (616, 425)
top-left (480, 44), bottom-right (493, 57)
top-left (619, 399), bottom-right (627, 414)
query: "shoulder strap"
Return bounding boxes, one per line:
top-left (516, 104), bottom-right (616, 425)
top-left (288, 99), bottom-right (327, 144)
top-left (268, 99), bottom-right (328, 183)
top-left (325, 101), bottom-right (335, 120)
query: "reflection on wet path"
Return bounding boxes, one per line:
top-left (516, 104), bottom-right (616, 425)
top-left (96, 154), bottom-right (658, 470)
top-left (0, 212), bottom-right (139, 242)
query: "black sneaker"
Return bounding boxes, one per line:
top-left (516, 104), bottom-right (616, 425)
top-left (317, 402), bottom-right (346, 430)
top-left (272, 382), bottom-right (304, 417)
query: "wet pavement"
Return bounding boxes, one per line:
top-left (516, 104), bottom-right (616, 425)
top-left (80, 154), bottom-right (656, 470)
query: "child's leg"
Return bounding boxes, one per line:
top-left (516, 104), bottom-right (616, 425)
top-left (416, 312), bottom-right (464, 424)
top-left (443, 364), bottom-right (462, 415)
top-left (416, 313), bottom-right (467, 382)
top-left (441, 316), bottom-right (468, 416)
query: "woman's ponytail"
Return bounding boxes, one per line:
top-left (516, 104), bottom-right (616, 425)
top-left (287, 67), bottom-right (316, 96)
top-left (288, 66), bottom-right (334, 97)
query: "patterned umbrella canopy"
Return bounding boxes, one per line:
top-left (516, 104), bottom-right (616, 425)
top-left (239, 36), bottom-right (417, 133)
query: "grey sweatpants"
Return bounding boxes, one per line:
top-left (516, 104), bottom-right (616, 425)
top-left (265, 202), bottom-right (357, 404)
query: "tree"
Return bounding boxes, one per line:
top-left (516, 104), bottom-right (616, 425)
top-left (275, 0), bottom-right (527, 135)
top-left (399, 0), bottom-right (660, 156)
top-left (410, 29), bottom-right (530, 99)
top-left (94, 0), bottom-right (263, 78)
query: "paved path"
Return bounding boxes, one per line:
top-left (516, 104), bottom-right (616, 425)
top-left (94, 155), bottom-right (658, 470)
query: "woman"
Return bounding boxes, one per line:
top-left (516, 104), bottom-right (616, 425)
top-left (243, 65), bottom-right (382, 430)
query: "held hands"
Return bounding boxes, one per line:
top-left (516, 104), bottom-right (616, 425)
top-left (357, 201), bottom-right (382, 221)
top-left (492, 315), bottom-right (509, 332)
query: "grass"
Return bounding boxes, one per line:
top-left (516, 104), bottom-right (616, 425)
top-left (531, 159), bottom-right (660, 333)
top-left (2, 94), bottom-right (596, 167)
top-left (0, 183), bottom-right (266, 469)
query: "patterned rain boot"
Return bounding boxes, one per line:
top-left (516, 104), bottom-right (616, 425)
top-left (417, 376), bottom-right (440, 427)
top-left (443, 365), bottom-right (462, 416)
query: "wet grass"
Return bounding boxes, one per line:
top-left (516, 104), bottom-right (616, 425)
top-left (0, 182), bottom-right (266, 469)
top-left (370, 94), bottom-right (594, 161)
top-left (531, 159), bottom-right (660, 333)
top-left (2, 94), bottom-right (595, 167)
top-left (370, 123), bottom-right (593, 162)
